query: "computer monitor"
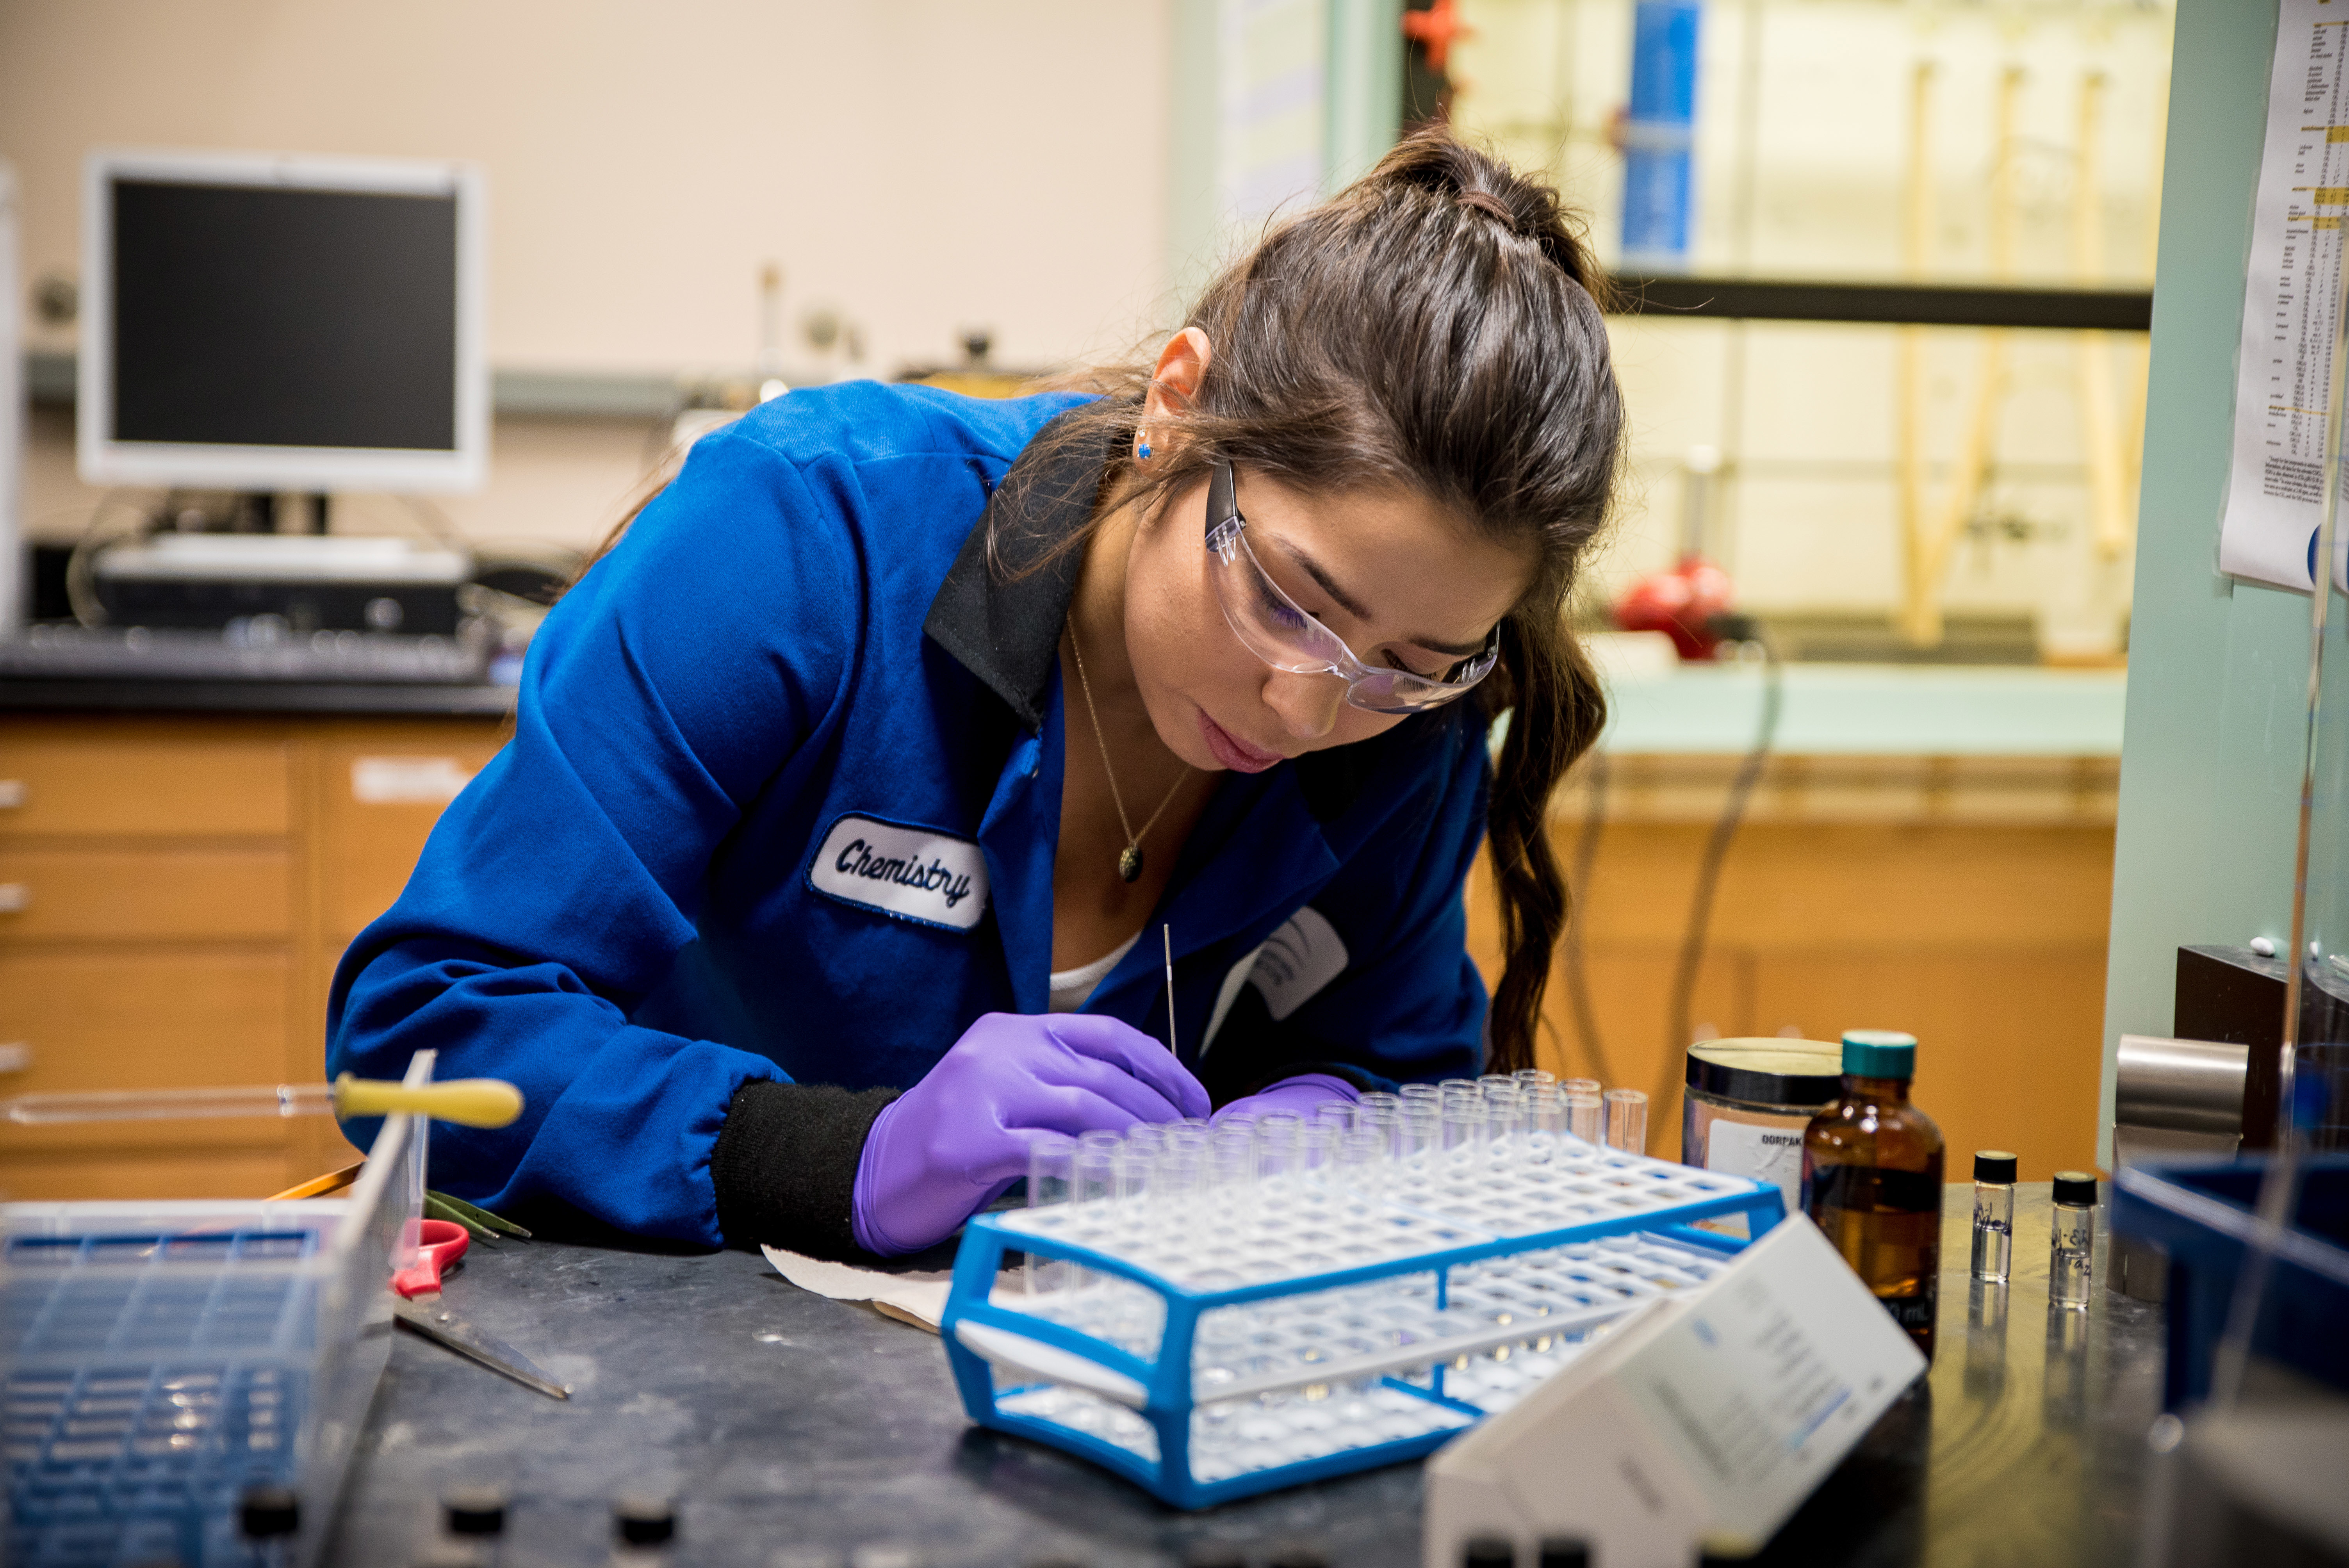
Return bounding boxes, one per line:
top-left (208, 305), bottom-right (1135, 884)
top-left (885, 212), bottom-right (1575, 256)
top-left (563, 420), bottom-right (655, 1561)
top-left (77, 149), bottom-right (487, 493)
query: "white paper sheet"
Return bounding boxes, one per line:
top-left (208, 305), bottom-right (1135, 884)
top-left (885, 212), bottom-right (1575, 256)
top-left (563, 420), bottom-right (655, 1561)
top-left (2222, 0), bottom-right (2349, 592)
top-left (1424, 1217), bottom-right (1927, 1567)
top-left (760, 1245), bottom-right (986, 1333)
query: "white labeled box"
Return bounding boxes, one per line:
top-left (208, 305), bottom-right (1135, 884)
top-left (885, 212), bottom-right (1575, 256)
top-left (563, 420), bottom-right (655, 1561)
top-left (1425, 1215), bottom-right (1928, 1568)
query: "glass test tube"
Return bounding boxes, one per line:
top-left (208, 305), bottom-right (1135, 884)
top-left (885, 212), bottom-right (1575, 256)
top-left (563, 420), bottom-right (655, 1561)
top-left (2050, 1171), bottom-right (2097, 1308)
top-left (1313, 1099), bottom-right (1357, 1130)
top-left (1477, 1074), bottom-right (1519, 1098)
top-left (1562, 1077), bottom-right (1601, 1098)
top-left (1399, 1101), bottom-right (1441, 1171)
top-left (1526, 1086), bottom-right (1567, 1160)
top-left (1602, 1088), bottom-right (1648, 1154)
top-left (1207, 1126), bottom-right (1257, 1204)
top-left (1337, 1129), bottom-right (1387, 1198)
top-left (1256, 1118), bottom-right (1301, 1183)
top-left (1971, 1150), bottom-right (2017, 1283)
top-left (1565, 1092), bottom-right (1603, 1145)
top-left (1025, 1135), bottom-right (1077, 1294)
top-left (1114, 1142), bottom-right (1154, 1200)
top-left (1163, 1125), bottom-right (1210, 1159)
top-left (1074, 1132), bottom-right (1120, 1204)
top-left (1485, 1090), bottom-right (1526, 1160)
top-left (1513, 1068), bottom-right (1558, 1089)
top-left (1440, 1100), bottom-right (1487, 1167)
top-left (1152, 1147), bottom-right (1205, 1228)
top-left (1028, 1135), bottom-right (1076, 1208)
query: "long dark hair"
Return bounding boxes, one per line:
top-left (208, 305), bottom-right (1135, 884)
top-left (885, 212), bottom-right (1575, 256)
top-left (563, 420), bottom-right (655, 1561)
top-left (1000, 130), bottom-right (1624, 1074)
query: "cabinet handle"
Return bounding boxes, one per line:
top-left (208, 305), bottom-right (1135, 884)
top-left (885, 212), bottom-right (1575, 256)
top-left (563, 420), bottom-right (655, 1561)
top-left (0, 780), bottom-right (23, 809)
top-left (0, 1044), bottom-right (29, 1074)
top-left (0, 884), bottom-right (26, 914)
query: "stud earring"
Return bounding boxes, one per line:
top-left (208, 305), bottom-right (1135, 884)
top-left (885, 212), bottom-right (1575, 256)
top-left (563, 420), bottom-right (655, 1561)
top-left (1136, 428), bottom-right (1153, 463)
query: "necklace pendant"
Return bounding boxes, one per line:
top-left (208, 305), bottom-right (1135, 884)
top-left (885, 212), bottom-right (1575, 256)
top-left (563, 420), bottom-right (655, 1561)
top-left (1118, 845), bottom-right (1144, 883)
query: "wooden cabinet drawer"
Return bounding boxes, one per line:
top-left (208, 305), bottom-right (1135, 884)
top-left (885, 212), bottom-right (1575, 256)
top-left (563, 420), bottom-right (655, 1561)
top-left (0, 734), bottom-right (290, 837)
top-left (0, 950), bottom-right (296, 1154)
top-left (0, 1149), bottom-right (295, 1202)
top-left (0, 848), bottom-right (290, 941)
top-left (320, 738), bottom-right (504, 939)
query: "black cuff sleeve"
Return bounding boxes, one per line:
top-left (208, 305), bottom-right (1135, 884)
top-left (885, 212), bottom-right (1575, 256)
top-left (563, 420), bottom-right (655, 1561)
top-left (710, 1080), bottom-right (902, 1257)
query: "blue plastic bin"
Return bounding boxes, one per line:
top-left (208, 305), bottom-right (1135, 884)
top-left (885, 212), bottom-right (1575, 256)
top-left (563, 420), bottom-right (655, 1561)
top-left (2110, 1155), bottom-right (2349, 1409)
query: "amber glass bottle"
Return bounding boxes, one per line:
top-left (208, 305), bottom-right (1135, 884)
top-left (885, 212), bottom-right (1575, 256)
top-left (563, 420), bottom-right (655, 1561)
top-left (1802, 1030), bottom-right (1946, 1359)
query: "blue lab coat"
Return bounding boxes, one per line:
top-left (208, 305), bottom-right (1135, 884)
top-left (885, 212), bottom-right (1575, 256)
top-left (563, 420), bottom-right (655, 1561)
top-left (326, 383), bottom-right (1492, 1246)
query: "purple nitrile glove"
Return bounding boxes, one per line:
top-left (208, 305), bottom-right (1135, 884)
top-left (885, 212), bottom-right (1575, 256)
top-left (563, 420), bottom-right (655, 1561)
top-left (1209, 1073), bottom-right (1360, 1126)
top-left (851, 1011), bottom-right (1210, 1256)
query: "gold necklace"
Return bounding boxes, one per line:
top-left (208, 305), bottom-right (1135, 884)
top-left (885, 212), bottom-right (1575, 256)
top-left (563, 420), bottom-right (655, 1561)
top-left (1066, 626), bottom-right (1191, 883)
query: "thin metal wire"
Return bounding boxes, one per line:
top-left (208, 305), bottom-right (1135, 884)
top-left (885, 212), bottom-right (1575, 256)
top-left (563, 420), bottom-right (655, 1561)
top-left (1560, 751), bottom-right (1614, 1086)
top-left (1659, 633), bottom-right (1785, 1109)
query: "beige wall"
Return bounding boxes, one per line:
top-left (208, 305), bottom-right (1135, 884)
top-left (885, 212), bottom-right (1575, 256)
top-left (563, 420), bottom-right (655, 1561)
top-left (2, 0), bottom-right (1174, 549)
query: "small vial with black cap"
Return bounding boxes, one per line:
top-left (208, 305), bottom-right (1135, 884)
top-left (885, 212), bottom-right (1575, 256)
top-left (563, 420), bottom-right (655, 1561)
top-left (1970, 1151), bottom-right (2017, 1282)
top-left (611, 1494), bottom-right (676, 1563)
top-left (239, 1484), bottom-right (299, 1565)
top-left (1462, 1537), bottom-right (1515, 1568)
top-left (1538, 1539), bottom-right (1591, 1568)
top-left (440, 1484), bottom-right (507, 1565)
top-left (2049, 1171), bottom-right (2098, 1308)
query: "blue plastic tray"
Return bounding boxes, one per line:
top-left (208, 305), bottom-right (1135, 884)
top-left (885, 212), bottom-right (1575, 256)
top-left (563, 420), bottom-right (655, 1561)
top-left (5, 1226), bottom-right (321, 1568)
top-left (940, 1142), bottom-right (1784, 1509)
top-left (2111, 1155), bottom-right (2349, 1409)
top-left (4, 1059), bottom-right (431, 1566)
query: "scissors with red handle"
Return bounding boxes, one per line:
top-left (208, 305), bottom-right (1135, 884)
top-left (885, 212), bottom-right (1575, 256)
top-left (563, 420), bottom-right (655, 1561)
top-left (389, 1219), bottom-right (570, 1399)
top-left (392, 1219), bottom-right (470, 1299)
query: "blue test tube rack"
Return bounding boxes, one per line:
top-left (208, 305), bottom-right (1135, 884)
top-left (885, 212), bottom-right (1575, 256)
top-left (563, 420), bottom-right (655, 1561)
top-left (941, 1143), bottom-right (1784, 1509)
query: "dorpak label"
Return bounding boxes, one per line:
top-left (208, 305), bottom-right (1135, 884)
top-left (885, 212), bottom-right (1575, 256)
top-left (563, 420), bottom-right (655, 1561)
top-left (808, 814), bottom-right (989, 932)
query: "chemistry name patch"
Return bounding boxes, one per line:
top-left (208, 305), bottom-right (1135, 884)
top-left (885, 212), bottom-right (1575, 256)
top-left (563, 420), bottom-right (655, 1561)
top-left (807, 814), bottom-right (990, 932)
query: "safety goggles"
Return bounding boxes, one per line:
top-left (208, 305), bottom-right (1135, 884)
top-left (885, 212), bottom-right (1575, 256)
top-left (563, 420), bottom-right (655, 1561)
top-left (1203, 456), bottom-right (1502, 715)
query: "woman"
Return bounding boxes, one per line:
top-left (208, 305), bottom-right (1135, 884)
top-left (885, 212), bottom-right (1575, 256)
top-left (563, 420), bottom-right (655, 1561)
top-left (327, 130), bottom-right (1623, 1258)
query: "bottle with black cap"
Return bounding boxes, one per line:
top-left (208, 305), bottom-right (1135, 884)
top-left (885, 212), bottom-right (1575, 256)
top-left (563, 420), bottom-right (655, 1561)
top-left (2049, 1171), bottom-right (2098, 1308)
top-left (1970, 1151), bottom-right (2017, 1283)
top-left (1538, 1538), bottom-right (1591, 1568)
top-left (1461, 1537), bottom-right (1515, 1568)
top-left (239, 1483), bottom-right (299, 1565)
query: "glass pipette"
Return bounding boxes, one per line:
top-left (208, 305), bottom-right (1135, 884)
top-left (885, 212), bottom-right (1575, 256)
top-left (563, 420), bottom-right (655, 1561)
top-left (0, 1074), bottom-right (523, 1128)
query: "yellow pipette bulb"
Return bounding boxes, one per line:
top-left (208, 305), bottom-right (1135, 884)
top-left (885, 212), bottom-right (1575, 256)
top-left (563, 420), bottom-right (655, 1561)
top-left (331, 1074), bottom-right (524, 1129)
